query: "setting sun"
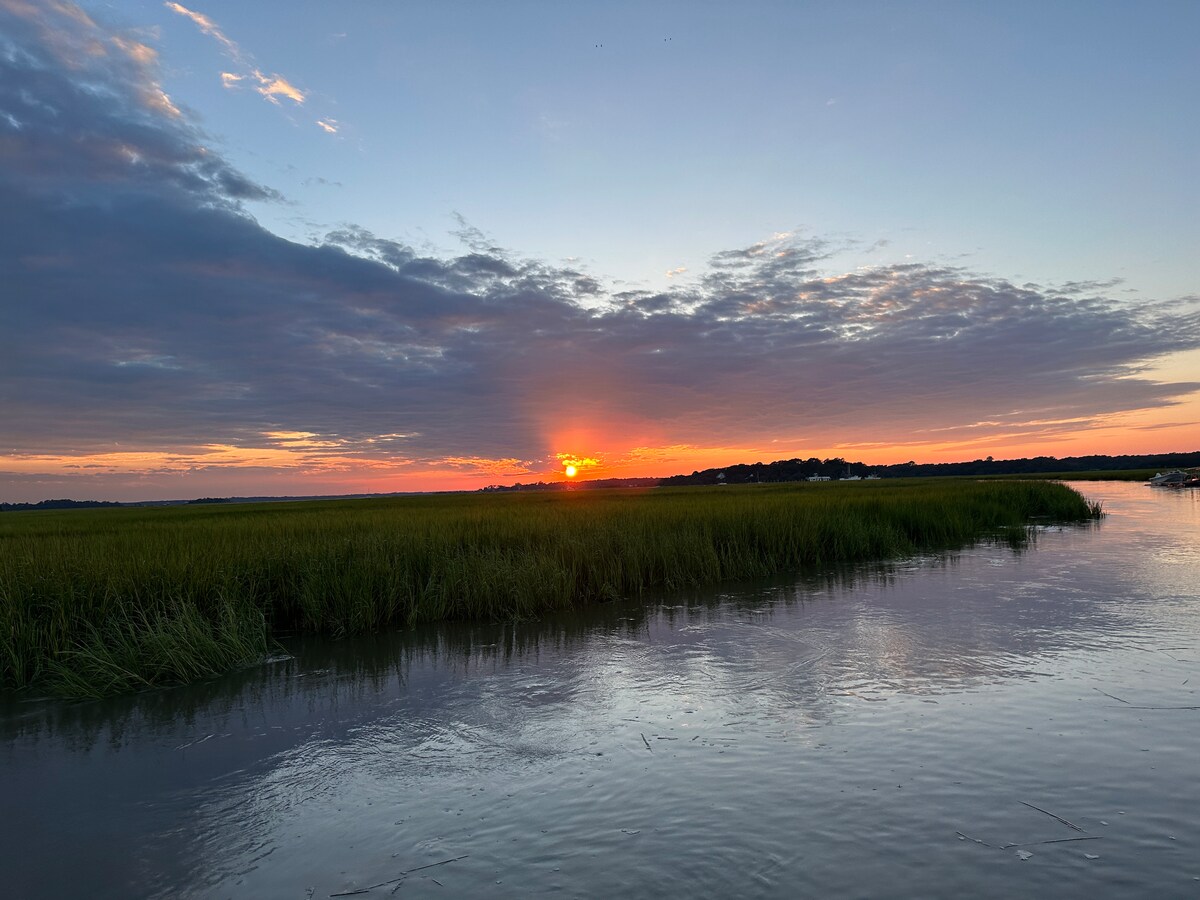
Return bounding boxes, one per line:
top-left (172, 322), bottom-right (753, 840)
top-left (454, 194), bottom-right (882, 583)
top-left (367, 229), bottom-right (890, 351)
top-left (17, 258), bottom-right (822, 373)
top-left (555, 453), bottom-right (601, 480)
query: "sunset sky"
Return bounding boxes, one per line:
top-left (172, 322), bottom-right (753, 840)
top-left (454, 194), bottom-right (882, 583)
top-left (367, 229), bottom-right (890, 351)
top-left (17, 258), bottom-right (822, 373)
top-left (2, 0), bottom-right (1199, 502)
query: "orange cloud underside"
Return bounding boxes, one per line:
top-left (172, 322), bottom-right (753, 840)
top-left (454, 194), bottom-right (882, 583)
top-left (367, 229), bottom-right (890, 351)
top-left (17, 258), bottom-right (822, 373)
top-left (4, 395), bottom-right (1199, 503)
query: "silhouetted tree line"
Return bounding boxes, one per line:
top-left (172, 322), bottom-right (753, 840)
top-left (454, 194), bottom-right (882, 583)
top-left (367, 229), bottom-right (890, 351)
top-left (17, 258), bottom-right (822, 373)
top-left (661, 457), bottom-right (869, 485)
top-left (660, 451), bottom-right (1200, 486)
top-left (0, 498), bottom-right (124, 512)
top-left (876, 451), bottom-right (1200, 478)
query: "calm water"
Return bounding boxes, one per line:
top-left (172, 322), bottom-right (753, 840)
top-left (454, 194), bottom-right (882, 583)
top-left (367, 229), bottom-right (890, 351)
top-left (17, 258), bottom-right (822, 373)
top-left (3, 482), bottom-right (1199, 899)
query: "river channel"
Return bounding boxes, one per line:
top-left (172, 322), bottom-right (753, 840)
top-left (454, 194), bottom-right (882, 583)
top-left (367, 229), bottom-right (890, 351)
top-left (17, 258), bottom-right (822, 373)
top-left (2, 482), bottom-right (1199, 898)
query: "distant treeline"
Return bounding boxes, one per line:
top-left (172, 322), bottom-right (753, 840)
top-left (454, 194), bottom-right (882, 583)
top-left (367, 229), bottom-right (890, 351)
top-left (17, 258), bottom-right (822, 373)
top-left (662, 458), bottom-right (869, 486)
top-left (660, 451), bottom-right (1200, 486)
top-left (0, 498), bottom-right (124, 512)
top-left (882, 451), bottom-right (1200, 478)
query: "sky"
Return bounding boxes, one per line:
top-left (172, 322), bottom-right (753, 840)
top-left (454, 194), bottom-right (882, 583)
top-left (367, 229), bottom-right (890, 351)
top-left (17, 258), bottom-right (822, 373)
top-left (2, 0), bottom-right (1199, 502)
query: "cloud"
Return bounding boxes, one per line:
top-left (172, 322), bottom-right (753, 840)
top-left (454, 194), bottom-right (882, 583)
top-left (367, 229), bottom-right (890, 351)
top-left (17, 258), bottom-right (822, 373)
top-left (0, 0), bottom-right (271, 199)
top-left (441, 457), bottom-right (537, 477)
top-left (165, 1), bottom-right (306, 107)
top-left (302, 176), bottom-right (343, 188)
top-left (555, 453), bottom-right (600, 470)
top-left (1, 0), bottom-right (180, 117)
top-left (3, 1), bottom-right (1200, 498)
top-left (315, 118), bottom-right (338, 134)
top-left (254, 73), bottom-right (304, 105)
top-left (163, 2), bottom-right (236, 54)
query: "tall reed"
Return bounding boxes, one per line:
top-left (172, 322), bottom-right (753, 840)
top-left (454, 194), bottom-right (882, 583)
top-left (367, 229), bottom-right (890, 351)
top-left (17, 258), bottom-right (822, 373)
top-left (0, 479), bottom-right (1099, 696)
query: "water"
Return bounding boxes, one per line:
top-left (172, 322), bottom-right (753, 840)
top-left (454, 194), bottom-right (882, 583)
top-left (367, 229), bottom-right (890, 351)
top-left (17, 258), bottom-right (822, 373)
top-left (3, 482), bottom-right (1199, 899)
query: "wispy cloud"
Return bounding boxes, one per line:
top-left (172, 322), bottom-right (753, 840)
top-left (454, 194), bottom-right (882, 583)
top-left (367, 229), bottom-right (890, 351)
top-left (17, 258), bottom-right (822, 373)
top-left (163, 2), bottom-right (236, 54)
top-left (165, 2), bottom-right (307, 107)
top-left (253, 73), bottom-right (305, 105)
top-left (441, 457), bottom-right (538, 477)
top-left (316, 118), bottom-right (339, 134)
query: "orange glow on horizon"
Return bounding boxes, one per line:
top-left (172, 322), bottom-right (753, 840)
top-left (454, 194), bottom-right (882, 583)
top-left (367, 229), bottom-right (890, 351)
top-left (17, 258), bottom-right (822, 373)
top-left (5, 383), bottom-right (1200, 503)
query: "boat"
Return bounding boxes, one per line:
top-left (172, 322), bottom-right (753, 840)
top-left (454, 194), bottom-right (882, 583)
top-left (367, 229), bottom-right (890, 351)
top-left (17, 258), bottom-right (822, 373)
top-left (1147, 472), bottom-right (1195, 487)
top-left (1163, 474), bottom-right (1200, 489)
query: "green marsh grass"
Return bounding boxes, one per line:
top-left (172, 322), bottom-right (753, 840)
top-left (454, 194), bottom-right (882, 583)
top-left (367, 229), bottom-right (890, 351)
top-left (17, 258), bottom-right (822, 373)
top-left (984, 469), bottom-right (1160, 482)
top-left (0, 479), bottom-right (1100, 696)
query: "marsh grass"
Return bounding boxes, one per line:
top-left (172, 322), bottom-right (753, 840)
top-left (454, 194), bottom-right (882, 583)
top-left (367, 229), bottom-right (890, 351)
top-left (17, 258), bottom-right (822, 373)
top-left (984, 469), bottom-right (1159, 482)
top-left (0, 479), bottom-right (1099, 696)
